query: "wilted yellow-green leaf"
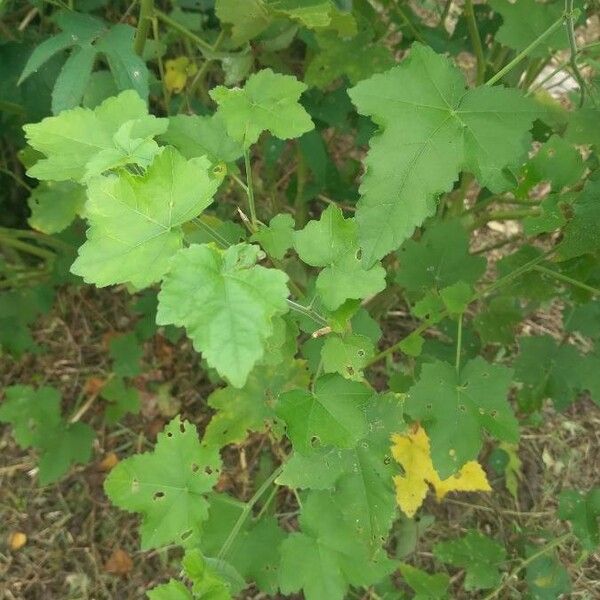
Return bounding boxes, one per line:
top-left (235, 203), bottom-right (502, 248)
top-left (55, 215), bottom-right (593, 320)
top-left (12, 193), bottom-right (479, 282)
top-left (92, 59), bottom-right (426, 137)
top-left (165, 57), bottom-right (198, 93)
top-left (391, 425), bottom-right (491, 518)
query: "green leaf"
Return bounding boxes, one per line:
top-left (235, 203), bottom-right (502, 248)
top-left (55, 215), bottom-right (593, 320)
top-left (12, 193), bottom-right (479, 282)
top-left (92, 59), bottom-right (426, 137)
top-left (399, 563), bottom-right (449, 600)
top-left (215, 0), bottom-right (272, 46)
top-left (473, 296), bottom-right (522, 345)
top-left (160, 114), bottom-right (244, 164)
top-left (405, 357), bottom-right (518, 477)
top-left (27, 180), bottom-right (86, 234)
top-left (147, 580), bottom-right (192, 600)
top-left (0, 385), bottom-right (94, 485)
top-left (203, 360), bottom-right (308, 447)
top-left (525, 548), bottom-right (571, 600)
top-left (157, 243), bottom-right (290, 388)
top-left (558, 178), bottom-right (600, 260)
top-left (433, 530), bottom-right (506, 590)
top-left (294, 205), bottom-right (386, 310)
top-left (490, 0), bottom-right (571, 57)
top-left (278, 491), bottom-right (395, 600)
top-left (558, 488), bottom-right (600, 550)
top-left (183, 549), bottom-right (245, 599)
top-left (321, 333), bottom-right (374, 380)
top-left (210, 68), bottom-right (314, 148)
top-left (71, 147), bottom-right (221, 288)
top-left (24, 90), bottom-right (167, 183)
top-left (526, 135), bottom-right (584, 191)
top-left (109, 332), bottom-right (142, 377)
top-left (395, 219), bottom-right (486, 295)
top-left (104, 416), bottom-right (221, 550)
top-left (348, 43), bottom-right (538, 264)
top-left (276, 374), bottom-right (372, 453)
top-left (101, 377), bottom-right (140, 423)
top-left (201, 494), bottom-right (285, 594)
top-left (51, 44), bottom-right (96, 115)
top-left (251, 213), bottom-right (295, 260)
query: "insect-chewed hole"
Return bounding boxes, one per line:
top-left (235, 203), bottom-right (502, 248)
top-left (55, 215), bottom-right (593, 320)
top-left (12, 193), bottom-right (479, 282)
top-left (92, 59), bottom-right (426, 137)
top-left (490, 410), bottom-right (498, 418)
top-left (458, 404), bottom-right (466, 412)
top-left (181, 530), bottom-right (193, 541)
top-left (204, 466), bottom-right (213, 475)
top-left (167, 432), bottom-right (173, 438)
top-left (426, 403), bottom-right (433, 410)
top-left (191, 463), bottom-right (199, 473)
top-left (179, 422), bottom-right (186, 433)
top-left (153, 491), bottom-right (165, 500)
top-left (346, 366), bottom-right (355, 376)
top-left (357, 349), bottom-right (365, 357)
top-left (355, 248), bottom-right (362, 261)
top-left (310, 435), bottom-right (320, 447)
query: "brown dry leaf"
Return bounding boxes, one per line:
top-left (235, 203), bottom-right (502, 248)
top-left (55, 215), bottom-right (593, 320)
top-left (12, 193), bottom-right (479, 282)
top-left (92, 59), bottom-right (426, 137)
top-left (98, 452), bottom-right (119, 472)
top-left (8, 531), bottom-right (27, 551)
top-left (84, 376), bottom-right (105, 396)
top-left (104, 548), bottom-right (133, 576)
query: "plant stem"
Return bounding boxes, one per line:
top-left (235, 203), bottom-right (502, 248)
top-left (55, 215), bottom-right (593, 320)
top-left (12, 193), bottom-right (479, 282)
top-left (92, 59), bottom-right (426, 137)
top-left (471, 208), bottom-right (541, 229)
top-left (0, 234), bottom-right (55, 260)
top-left (533, 265), bottom-right (600, 296)
top-left (455, 313), bottom-right (463, 374)
top-left (218, 464), bottom-right (284, 559)
top-left (154, 8), bottom-right (214, 52)
top-left (367, 250), bottom-right (552, 366)
top-left (565, 0), bottom-right (586, 106)
top-left (294, 147), bottom-right (308, 228)
top-left (286, 299), bottom-right (329, 327)
top-left (486, 12), bottom-right (570, 86)
top-left (134, 0), bottom-right (153, 56)
top-left (391, 0), bottom-right (425, 43)
top-left (464, 0), bottom-right (486, 85)
top-left (244, 149), bottom-right (258, 230)
top-left (482, 533), bottom-right (573, 600)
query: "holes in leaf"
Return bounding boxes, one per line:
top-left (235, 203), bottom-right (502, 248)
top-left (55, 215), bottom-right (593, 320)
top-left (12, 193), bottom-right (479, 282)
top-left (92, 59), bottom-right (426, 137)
top-left (355, 248), bottom-right (362, 261)
top-left (181, 530), bottom-right (193, 541)
top-left (426, 403), bottom-right (433, 410)
top-left (346, 366), bottom-right (355, 376)
top-left (167, 432), bottom-right (173, 438)
top-left (179, 421), bottom-right (186, 433)
top-left (490, 410), bottom-right (498, 418)
top-left (458, 404), bottom-right (466, 412)
top-left (191, 463), bottom-right (199, 473)
top-left (310, 435), bottom-right (320, 447)
top-left (132, 478), bottom-right (140, 492)
top-left (204, 466), bottom-right (213, 475)
top-left (153, 491), bottom-right (165, 500)
top-left (357, 349), bottom-right (365, 357)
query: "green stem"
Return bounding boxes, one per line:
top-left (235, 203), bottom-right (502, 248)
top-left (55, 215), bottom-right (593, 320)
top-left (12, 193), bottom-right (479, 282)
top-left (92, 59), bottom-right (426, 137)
top-left (244, 149), bottom-right (258, 229)
top-left (366, 250), bottom-right (552, 366)
top-left (391, 0), bottom-right (425, 43)
top-left (455, 313), bottom-right (463, 374)
top-left (0, 234), bottom-right (55, 260)
top-left (134, 0), bottom-right (153, 56)
top-left (565, 0), bottom-right (586, 107)
top-left (471, 208), bottom-right (541, 229)
top-left (294, 147), bottom-right (308, 228)
top-left (533, 265), bottom-right (600, 296)
top-left (482, 533), bottom-right (573, 600)
top-left (464, 0), bottom-right (486, 85)
top-left (218, 464), bottom-right (284, 559)
top-left (0, 166), bottom-right (32, 192)
top-left (486, 12), bottom-right (571, 86)
top-left (154, 8), bottom-right (214, 52)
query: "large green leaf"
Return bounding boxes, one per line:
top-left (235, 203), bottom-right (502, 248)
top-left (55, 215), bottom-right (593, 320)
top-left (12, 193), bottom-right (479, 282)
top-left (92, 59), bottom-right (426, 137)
top-left (405, 357), bottom-right (518, 477)
top-left (157, 243), bottom-right (290, 388)
top-left (558, 488), bottom-right (600, 550)
top-left (71, 147), bottom-right (220, 288)
top-left (348, 43), bottom-right (538, 264)
top-left (104, 417), bottom-right (221, 550)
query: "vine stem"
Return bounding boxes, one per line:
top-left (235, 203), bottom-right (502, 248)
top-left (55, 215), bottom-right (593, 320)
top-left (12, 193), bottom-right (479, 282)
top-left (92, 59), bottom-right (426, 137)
top-left (485, 10), bottom-right (573, 86)
top-left (243, 149), bottom-right (258, 230)
top-left (533, 265), bottom-right (600, 296)
top-left (464, 0), bottom-right (485, 85)
top-left (366, 250), bottom-right (553, 366)
top-left (133, 0), bottom-right (153, 56)
top-left (481, 533), bottom-right (573, 600)
top-left (455, 313), bottom-right (463, 374)
top-left (565, 0), bottom-right (586, 106)
top-left (154, 8), bottom-right (215, 52)
top-left (218, 464), bottom-right (284, 559)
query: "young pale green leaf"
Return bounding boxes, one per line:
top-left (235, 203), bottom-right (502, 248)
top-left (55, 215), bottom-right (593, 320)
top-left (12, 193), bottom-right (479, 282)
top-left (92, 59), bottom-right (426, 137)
top-left (294, 204), bottom-right (386, 310)
top-left (104, 417), bottom-right (221, 550)
top-left (278, 491), bottom-right (395, 600)
top-left (27, 180), bottom-right (86, 234)
top-left (24, 90), bottom-right (167, 182)
top-left (321, 333), bottom-right (374, 380)
top-left (433, 530), bottom-right (506, 590)
top-left (526, 135), bottom-right (584, 191)
top-left (349, 43), bottom-right (538, 264)
top-left (525, 548), bottom-right (571, 600)
top-left (157, 243), bottom-right (290, 388)
top-left (406, 357), bottom-right (518, 478)
top-left (558, 488), bottom-right (600, 550)
top-left (251, 213), bottom-right (295, 260)
top-left (183, 549), bottom-right (245, 599)
top-left (276, 374), bottom-right (372, 453)
top-left (0, 385), bottom-right (94, 485)
top-left (210, 68), bottom-right (314, 148)
top-left (202, 360), bottom-right (308, 447)
top-left (147, 580), bottom-right (192, 600)
top-left (399, 563), bottom-right (449, 600)
top-left (159, 114), bottom-right (244, 164)
top-left (71, 147), bottom-right (221, 289)
top-left (396, 219), bottom-right (486, 295)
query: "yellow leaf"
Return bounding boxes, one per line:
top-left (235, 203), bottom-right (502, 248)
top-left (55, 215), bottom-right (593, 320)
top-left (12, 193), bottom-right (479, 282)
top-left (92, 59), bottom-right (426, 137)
top-left (164, 57), bottom-right (198, 94)
top-left (391, 425), bottom-right (491, 518)
top-left (8, 531), bottom-right (27, 551)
